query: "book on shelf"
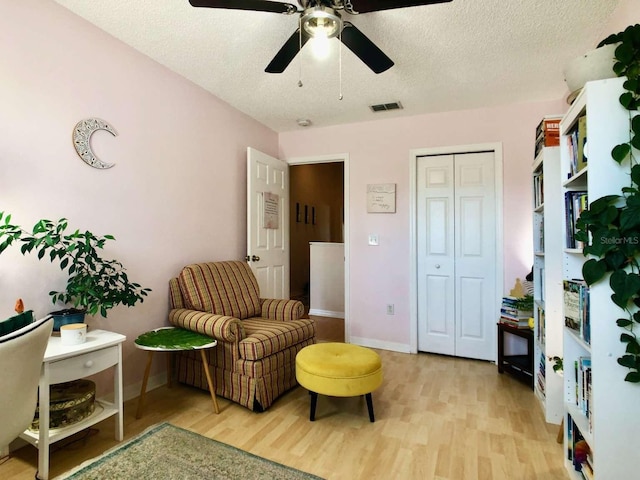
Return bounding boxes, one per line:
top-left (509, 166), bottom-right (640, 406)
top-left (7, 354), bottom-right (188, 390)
top-left (537, 217), bottom-right (545, 253)
top-left (581, 459), bottom-right (594, 480)
top-left (563, 279), bottom-right (590, 343)
top-left (565, 115), bottom-right (587, 179)
top-left (536, 304), bottom-right (546, 343)
top-left (534, 117), bottom-right (561, 157)
top-left (577, 114), bottom-right (588, 172)
top-left (500, 317), bottom-right (531, 328)
top-left (536, 351), bottom-right (546, 395)
top-left (533, 170), bottom-right (544, 208)
top-left (568, 413), bottom-right (592, 477)
top-left (564, 191), bottom-right (588, 249)
top-left (575, 356), bottom-right (592, 419)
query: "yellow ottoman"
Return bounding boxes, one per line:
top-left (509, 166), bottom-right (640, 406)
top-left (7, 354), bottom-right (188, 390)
top-left (295, 342), bottom-right (383, 422)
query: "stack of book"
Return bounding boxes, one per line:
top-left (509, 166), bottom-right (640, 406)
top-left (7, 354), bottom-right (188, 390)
top-left (500, 296), bottom-right (533, 328)
top-left (534, 116), bottom-right (561, 158)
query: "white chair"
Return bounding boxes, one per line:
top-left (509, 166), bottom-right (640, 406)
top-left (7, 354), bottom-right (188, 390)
top-left (0, 316), bottom-right (53, 454)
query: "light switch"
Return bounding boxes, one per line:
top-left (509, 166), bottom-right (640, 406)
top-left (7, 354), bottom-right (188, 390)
top-left (368, 234), bottom-right (379, 246)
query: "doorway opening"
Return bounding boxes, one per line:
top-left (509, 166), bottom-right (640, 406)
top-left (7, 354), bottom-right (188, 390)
top-left (288, 154), bottom-right (349, 343)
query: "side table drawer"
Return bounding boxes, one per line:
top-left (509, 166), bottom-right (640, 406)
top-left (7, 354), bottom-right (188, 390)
top-left (48, 346), bottom-right (119, 385)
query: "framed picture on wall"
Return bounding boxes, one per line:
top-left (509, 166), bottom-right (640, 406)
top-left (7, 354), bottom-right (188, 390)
top-left (367, 183), bottom-right (396, 213)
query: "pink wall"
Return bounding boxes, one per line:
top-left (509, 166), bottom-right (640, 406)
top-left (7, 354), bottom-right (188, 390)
top-left (605, 0), bottom-right (640, 35)
top-left (0, 1), bottom-right (277, 393)
top-left (279, 99), bottom-right (566, 348)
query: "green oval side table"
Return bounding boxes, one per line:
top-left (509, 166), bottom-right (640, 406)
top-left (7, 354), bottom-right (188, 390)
top-left (134, 327), bottom-right (219, 418)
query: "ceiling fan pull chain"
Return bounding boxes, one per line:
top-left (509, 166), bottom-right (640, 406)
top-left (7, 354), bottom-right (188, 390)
top-left (297, 17), bottom-right (303, 88)
top-left (338, 28), bottom-right (343, 100)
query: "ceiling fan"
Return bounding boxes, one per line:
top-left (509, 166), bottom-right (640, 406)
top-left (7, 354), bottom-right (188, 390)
top-left (189, 0), bottom-right (452, 74)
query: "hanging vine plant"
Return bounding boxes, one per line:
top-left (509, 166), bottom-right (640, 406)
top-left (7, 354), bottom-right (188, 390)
top-left (575, 24), bottom-right (640, 382)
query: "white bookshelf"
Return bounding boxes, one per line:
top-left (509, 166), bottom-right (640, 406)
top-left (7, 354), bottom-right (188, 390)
top-left (560, 77), bottom-right (638, 480)
top-left (532, 140), bottom-right (564, 425)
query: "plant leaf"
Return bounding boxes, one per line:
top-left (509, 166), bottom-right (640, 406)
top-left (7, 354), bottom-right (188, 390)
top-left (624, 371), bottom-right (640, 383)
top-left (620, 207), bottom-right (640, 230)
top-left (616, 42), bottom-right (635, 63)
top-left (612, 143), bottom-right (632, 163)
top-left (583, 258), bottom-right (607, 285)
top-left (618, 355), bottom-right (637, 368)
top-left (610, 270), bottom-right (640, 308)
top-left (617, 318), bottom-right (633, 327)
top-left (621, 333), bottom-right (636, 343)
top-left (620, 92), bottom-right (635, 109)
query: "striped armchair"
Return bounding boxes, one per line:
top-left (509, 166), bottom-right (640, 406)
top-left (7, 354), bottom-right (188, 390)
top-left (168, 261), bottom-right (316, 411)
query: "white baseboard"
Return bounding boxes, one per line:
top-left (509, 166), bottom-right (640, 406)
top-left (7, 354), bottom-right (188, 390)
top-left (309, 308), bottom-right (345, 319)
top-left (349, 336), bottom-right (412, 354)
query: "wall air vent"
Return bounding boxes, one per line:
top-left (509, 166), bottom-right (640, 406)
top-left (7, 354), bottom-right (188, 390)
top-left (369, 102), bottom-right (403, 113)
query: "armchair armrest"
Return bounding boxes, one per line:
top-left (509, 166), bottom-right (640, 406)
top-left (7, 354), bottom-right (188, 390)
top-left (169, 309), bottom-right (245, 343)
top-left (260, 298), bottom-right (305, 321)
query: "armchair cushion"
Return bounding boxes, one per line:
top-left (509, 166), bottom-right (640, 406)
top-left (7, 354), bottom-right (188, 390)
top-left (240, 318), bottom-right (316, 361)
top-left (169, 309), bottom-right (245, 343)
top-left (178, 262), bottom-right (261, 319)
top-left (260, 298), bottom-right (305, 321)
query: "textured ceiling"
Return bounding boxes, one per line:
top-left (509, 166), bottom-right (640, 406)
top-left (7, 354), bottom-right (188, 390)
top-left (54, 0), bottom-right (621, 132)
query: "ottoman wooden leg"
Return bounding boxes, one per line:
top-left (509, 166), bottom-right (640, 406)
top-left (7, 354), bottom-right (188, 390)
top-left (310, 391), bottom-right (318, 421)
top-left (365, 393), bottom-right (375, 422)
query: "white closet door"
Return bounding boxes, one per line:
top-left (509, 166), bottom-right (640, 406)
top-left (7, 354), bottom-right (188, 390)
top-left (417, 154), bottom-right (456, 355)
top-left (417, 152), bottom-right (496, 361)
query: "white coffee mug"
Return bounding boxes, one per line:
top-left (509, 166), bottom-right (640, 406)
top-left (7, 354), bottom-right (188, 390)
top-left (60, 323), bottom-right (87, 346)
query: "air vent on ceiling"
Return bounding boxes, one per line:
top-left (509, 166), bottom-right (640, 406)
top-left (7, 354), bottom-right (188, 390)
top-left (370, 101), bottom-right (403, 113)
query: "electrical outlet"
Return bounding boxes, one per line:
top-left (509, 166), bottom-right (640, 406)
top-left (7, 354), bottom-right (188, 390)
top-left (386, 304), bottom-right (394, 315)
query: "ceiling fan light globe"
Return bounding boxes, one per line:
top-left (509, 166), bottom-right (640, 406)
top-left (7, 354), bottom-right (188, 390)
top-left (301, 7), bottom-right (342, 39)
top-left (311, 36), bottom-right (331, 59)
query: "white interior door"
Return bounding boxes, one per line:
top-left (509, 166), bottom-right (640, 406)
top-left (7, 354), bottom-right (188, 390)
top-left (417, 155), bottom-right (455, 355)
top-left (247, 147), bottom-right (289, 299)
top-left (417, 152), bottom-right (496, 360)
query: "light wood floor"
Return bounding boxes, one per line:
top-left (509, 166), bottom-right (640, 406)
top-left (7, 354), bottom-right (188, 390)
top-left (1, 319), bottom-right (567, 480)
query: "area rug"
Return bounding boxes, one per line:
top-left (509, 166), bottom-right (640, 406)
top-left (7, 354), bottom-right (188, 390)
top-left (55, 422), bottom-right (323, 480)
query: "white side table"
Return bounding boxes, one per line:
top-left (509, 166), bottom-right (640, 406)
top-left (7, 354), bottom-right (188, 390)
top-left (19, 329), bottom-right (126, 480)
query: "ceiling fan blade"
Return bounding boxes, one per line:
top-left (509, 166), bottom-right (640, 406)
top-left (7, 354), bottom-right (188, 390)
top-left (346, 0), bottom-right (452, 14)
top-left (340, 22), bottom-right (393, 74)
top-left (265, 29), bottom-right (310, 73)
top-left (189, 0), bottom-right (298, 15)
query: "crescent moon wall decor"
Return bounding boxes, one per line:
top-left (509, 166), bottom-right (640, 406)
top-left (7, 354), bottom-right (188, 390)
top-left (73, 118), bottom-right (117, 169)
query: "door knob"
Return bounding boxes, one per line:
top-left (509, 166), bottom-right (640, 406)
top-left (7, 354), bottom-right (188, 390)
top-left (435, 264), bottom-right (441, 269)
top-left (252, 255), bottom-right (260, 262)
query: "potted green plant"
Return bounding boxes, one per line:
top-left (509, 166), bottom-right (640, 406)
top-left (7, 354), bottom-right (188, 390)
top-left (563, 43), bottom-right (619, 101)
top-left (0, 212), bottom-right (151, 329)
top-left (574, 24), bottom-right (640, 382)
